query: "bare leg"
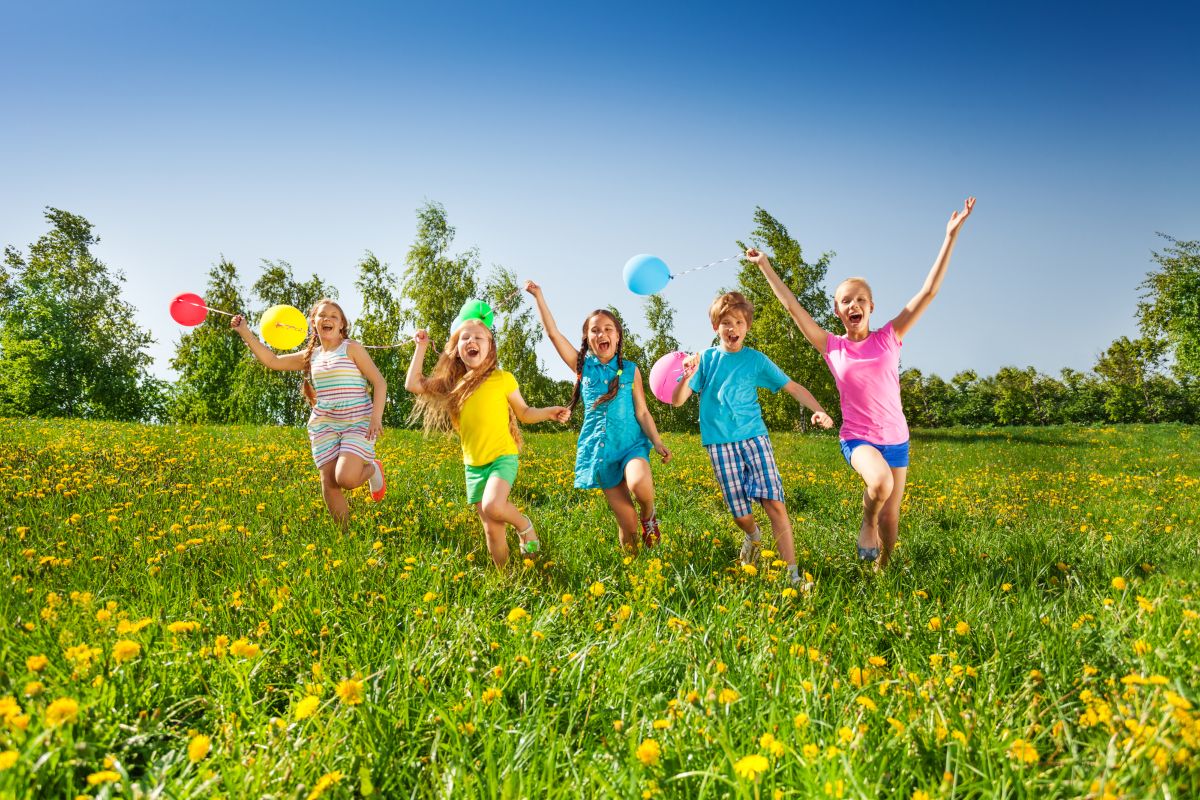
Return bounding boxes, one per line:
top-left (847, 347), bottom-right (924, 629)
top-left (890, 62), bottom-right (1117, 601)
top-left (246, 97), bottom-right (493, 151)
top-left (760, 498), bottom-right (796, 565)
top-left (318, 461), bottom-right (349, 528)
top-left (601, 481), bottom-right (640, 551)
top-left (876, 467), bottom-right (908, 567)
top-left (624, 458), bottom-right (656, 521)
top-left (334, 454), bottom-right (374, 490)
top-left (850, 447), bottom-right (894, 554)
top-left (478, 476), bottom-right (535, 568)
top-left (475, 505), bottom-right (510, 568)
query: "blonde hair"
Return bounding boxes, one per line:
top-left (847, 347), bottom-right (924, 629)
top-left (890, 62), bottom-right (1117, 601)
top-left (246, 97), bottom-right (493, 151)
top-left (408, 320), bottom-right (523, 450)
top-left (834, 277), bottom-right (874, 303)
top-left (708, 291), bottom-right (754, 328)
top-left (300, 298), bottom-right (351, 407)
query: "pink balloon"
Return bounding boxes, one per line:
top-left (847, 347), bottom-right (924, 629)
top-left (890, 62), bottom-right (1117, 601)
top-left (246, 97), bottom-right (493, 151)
top-left (170, 293), bottom-right (208, 326)
top-left (649, 350), bottom-right (689, 404)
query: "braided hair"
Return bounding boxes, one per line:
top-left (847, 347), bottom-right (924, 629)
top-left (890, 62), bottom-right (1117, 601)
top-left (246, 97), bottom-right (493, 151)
top-left (300, 299), bottom-right (351, 407)
top-left (567, 310), bottom-right (625, 412)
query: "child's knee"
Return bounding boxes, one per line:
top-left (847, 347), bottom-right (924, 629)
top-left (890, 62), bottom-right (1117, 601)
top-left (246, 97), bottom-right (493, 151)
top-left (865, 473), bottom-right (893, 499)
top-left (479, 497), bottom-right (504, 520)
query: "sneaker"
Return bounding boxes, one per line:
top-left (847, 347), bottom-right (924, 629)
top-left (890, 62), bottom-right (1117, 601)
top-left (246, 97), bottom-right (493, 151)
top-left (739, 535), bottom-right (760, 567)
top-left (640, 514), bottom-right (662, 549)
top-left (369, 459), bottom-right (386, 502)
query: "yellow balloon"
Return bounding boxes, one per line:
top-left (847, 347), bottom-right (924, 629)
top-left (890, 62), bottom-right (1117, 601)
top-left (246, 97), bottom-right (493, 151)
top-left (260, 304), bottom-right (308, 350)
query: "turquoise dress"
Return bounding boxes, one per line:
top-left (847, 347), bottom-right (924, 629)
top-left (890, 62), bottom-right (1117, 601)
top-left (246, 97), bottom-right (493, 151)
top-left (575, 354), bottom-right (652, 490)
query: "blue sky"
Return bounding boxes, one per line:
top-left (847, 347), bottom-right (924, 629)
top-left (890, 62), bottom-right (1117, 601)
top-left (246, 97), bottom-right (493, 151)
top-left (2, 1), bottom-right (1197, 383)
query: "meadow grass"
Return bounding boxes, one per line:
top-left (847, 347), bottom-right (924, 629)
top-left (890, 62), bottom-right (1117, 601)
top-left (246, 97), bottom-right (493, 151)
top-left (0, 418), bottom-right (1197, 799)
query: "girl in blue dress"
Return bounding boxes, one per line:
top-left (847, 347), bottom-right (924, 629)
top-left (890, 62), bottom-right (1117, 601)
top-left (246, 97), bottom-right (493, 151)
top-left (526, 281), bottom-right (672, 551)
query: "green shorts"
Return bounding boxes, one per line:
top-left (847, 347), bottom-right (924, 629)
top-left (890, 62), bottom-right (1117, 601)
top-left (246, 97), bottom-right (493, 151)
top-left (465, 455), bottom-right (519, 504)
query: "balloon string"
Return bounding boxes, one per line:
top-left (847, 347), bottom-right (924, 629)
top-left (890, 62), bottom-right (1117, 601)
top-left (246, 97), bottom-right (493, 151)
top-left (180, 300), bottom-right (236, 317)
top-left (671, 254), bottom-right (745, 280)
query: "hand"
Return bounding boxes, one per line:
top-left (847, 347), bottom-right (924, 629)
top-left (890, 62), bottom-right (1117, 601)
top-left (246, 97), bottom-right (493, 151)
top-left (745, 248), bottom-right (769, 267)
top-left (231, 314), bottom-right (245, 330)
top-left (413, 329), bottom-right (429, 346)
top-left (367, 419), bottom-right (383, 441)
top-left (947, 197), bottom-right (975, 237)
top-left (523, 280), bottom-right (541, 297)
top-left (548, 406), bottom-right (571, 424)
top-left (655, 442), bottom-right (673, 464)
top-left (811, 411), bottom-right (834, 429)
top-left (680, 352), bottom-right (699, 379)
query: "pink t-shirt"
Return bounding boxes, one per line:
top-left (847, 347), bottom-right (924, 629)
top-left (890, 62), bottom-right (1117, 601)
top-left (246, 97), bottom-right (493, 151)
top-left (824, 321), bottom-right (909, 444)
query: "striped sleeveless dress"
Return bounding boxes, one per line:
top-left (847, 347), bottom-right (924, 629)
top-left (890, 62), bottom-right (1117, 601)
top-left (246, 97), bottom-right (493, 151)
top-left (307, 339), bottom-right (375, 468)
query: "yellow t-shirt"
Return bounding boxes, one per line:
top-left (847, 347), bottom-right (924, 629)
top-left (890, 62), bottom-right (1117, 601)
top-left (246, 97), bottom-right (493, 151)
top-left (459, 370), bottom-right (519, 465)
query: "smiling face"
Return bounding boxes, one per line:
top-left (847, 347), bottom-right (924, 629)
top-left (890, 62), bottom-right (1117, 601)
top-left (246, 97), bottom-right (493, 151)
top-left (455, 320), bottom-right (493, 370)
top-left (834, 279), bottom-right (874, 340)
top-left (585, 312), bottom-right (621, 362)
top-left (312, 302), bottom-right (348, 343)
top-left (714, 311), bottom-right (750, 352)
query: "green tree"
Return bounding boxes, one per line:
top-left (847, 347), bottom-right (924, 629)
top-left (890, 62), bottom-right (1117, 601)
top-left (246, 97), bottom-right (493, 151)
top-left (485, 267), bottom-right (560, 409)
top-left (1058, 368), bottom-right (1106, 424)
top-left (1094, 336), bottom-right (1168, 423)
top-left (949, 370), bottom-right (997, 426)
top-left (1138, 235), bottom-right (1200, 380)
top-left (399, 202), bottom-right (480, 365)
top-left (736, 208), bottom-right (838, 430)
top-left (0, 208), bottom-right (158, 420)
top-left (231, 260), bottom-right (337, 425)
top-left (168, 257), bottom-right (250, 422)
top-left (353, 251), bottom-right (408, 427)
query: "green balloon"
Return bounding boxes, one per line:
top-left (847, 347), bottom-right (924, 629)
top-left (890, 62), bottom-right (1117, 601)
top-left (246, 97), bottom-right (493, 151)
top-left (453, 299), bottom-right (494, 331)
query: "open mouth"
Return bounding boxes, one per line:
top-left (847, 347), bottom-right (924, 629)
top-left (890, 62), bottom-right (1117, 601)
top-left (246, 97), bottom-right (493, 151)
top-left (848, 311), bottom-right (863, 325)
top-left (320, 322), bottom-right (335, 332)
top-left (464, 344), bottom-right (481, 358)
top-left (596, 339), bottom-right (611, 353)
top-left (725, 335), bottom-right (740, 346)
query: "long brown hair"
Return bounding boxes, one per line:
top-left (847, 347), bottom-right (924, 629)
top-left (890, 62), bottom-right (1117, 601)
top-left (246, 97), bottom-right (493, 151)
top-left (409, 320), bottom-right (523, 450)
top-left (568, 310), bottom-right (624, 413)
top-left (300, 299), bottom-right (351, 407)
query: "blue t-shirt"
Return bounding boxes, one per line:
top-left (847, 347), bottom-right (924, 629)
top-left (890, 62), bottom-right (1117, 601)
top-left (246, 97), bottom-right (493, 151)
top-left (688, 347), bottom-right (789, 445)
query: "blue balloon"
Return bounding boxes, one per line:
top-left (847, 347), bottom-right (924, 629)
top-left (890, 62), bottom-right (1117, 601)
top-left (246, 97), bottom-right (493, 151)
top-left (623, 254), bottom-right (671, 295)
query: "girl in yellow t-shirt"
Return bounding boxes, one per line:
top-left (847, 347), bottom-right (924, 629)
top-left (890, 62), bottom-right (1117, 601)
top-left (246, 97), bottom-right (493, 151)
top-left (406, 301), bottom-right (570, 568)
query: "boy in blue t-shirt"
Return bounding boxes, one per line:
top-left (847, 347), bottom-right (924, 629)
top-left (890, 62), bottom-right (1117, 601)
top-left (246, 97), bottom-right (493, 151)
top-left (673, 291), bottom-right (834, 584)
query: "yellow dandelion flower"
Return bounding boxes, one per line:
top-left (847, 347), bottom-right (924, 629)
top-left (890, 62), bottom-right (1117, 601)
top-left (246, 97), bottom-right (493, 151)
top-left (45, 697), bottom-right (79, 727)
top-left (26, 655), bottom-right (48, 673)
top-left (856, 696), bottom-right (878, 712)
top-left (616, 605), bottom-right (632, 621)
top-left (636, 739), bottom-right (661, 766)
top-left (718, 688), bottom-right (740, 704)
top-left (741, 564), bottom-right (758, 577)
top-left (87, 770), bottom-right (120, 785)
top-left (758, 732), bottom-right (785, 757)
top-left (336, 679), bottom-right (364, 705)
top-left (187, 734), bottom-right (210, 762)
top-left (868, 656), bottom-right (887, 667)
top-left (928, 617), bottom-right (942, 631)
top-left (307, 770), bottom-right (344, 800)
top-left (167, 621), bottom-right (200, 634)
top-left (229, 638), bottom-right (261, 659)
top-left (506, 607), bottom-right (529, 624)
top-left (0, 750), bottom-right (18, 771)
top-left (1111, 576), bottom-right (1127, 591)
top-left (112, 640), bottom-right (141, 664)
top-left (294, 695), bottom-right (320, 720)
top-left (955, 621), bottom-right (970, 636)
top-left (887, 717), bottom-right (906, 734)
top-left (652, 718), bottom-right (671, 730)
top-left (838, 726), bottom-right (855, 744)
top-left (801, 743), bottom-right (819, 759)
top-left (1007, 738), bottom-right (1038, 765)
top-left (793, 712), bottom-right (809, 728)
top-left (24, 681), bottom-right (44, 698)
top-left (588, 582), bottom-right (605, 598)
top-left (849, 667), bottom-right (864, 687)
top-left (733, 753), bottom-right (770, 781)
top-left (481, 687), bottom-right (502, 704)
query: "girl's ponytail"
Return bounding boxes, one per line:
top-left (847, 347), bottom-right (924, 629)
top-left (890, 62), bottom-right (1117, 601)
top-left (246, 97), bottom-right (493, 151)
top-left (567, 334), bottom-right (588, 412)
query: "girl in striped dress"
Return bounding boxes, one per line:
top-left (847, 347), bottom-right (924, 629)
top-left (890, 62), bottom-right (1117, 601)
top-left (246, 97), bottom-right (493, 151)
top-left (232, 298), bottom-right (387, 527)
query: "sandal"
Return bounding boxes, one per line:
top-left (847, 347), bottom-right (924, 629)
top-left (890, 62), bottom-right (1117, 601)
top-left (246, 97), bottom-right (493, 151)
top-left (640, 514), bottom-right (662, 549)
top-left (857, 545), bottom-right (880, 563)
top-left (518, 523), bottom-right (540, 556)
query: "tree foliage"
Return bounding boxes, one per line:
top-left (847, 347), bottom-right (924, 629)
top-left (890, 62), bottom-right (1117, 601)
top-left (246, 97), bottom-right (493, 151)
top-left (353, 251), bottom-right (408, 427)
top-left (0, 208), bottom-right (158, 420)
top-left (1138, 235), bottom-right (1200, 380)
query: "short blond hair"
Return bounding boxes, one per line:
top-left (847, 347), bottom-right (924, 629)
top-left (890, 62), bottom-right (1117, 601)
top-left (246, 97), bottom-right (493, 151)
top-left (834, 277), bottom-right (874, 303)
top-left (709, 291), bottom-right (754, 328)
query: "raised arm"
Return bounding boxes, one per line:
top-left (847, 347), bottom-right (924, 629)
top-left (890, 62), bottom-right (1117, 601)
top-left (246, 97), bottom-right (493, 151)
top-left (745, 249), bottom-right (829, 354)
top-left (231, 315), bottom-right (306, 371)
top-left (782, 380), bottom-right (834, 429)
top-left (524, 280), bottom-right (579, 368)
top-left (347, 341), bottom-right (387, 440)
top-left (630, 366), bottom-right (672, 462)
top-left (507, 388), bottom-right (571, 425)
top-left (670, 353), bottom-right (698, 407)
top-left (891, 197), bottom-right (975, 340)
top-left (404, 330), bottom-right (431, 394)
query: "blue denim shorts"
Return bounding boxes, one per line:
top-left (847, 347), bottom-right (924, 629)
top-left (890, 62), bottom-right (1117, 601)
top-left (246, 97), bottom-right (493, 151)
top-left (839, 439), bottom-right (910, 469)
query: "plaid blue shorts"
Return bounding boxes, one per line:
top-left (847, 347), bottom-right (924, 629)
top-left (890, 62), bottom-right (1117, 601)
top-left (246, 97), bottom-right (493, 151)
top-left (703, 434), bottom-right (785, 518)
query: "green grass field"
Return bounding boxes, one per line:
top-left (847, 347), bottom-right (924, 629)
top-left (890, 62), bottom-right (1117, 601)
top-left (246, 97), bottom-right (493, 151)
top-left (1, 419), bottom-right (1197, 799)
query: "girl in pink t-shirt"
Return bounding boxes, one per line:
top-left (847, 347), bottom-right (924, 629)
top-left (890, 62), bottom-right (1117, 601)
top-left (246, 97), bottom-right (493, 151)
top-left (748, 197), bottom-right (975, 567)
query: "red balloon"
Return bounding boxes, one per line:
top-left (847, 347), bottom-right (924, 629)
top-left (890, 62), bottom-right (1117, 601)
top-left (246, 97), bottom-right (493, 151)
top-left (170, 293), bottom-right (208, 326)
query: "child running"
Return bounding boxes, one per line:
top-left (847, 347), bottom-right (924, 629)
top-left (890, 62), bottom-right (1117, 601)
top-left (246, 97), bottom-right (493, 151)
top-left (524, 280), bottom-right (672, 552)
top-left (405, 300), bottom-right (571, 568)
top-left (231, 298), bottom-right (387, 527)
top-left (672, 291), bottom-right (834, 584)
top-left (747, 196), bottom-right (975, 567)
